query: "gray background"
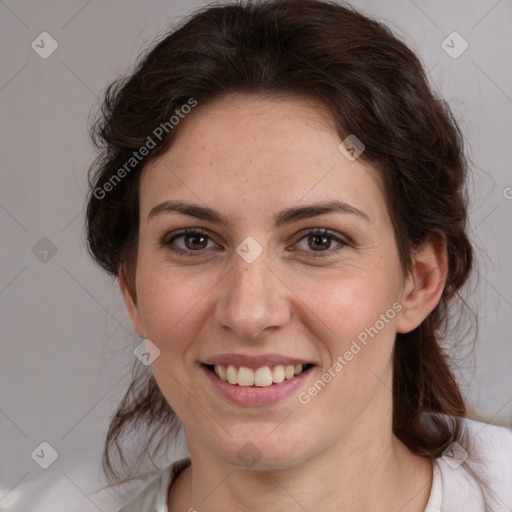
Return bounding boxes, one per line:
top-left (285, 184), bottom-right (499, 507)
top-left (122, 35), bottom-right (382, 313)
top-left (1, 0), bottom-right (511, 510)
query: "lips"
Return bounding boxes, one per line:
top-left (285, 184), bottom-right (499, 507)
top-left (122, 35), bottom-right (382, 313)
top-left (201, 360), bottom-right (316, 406)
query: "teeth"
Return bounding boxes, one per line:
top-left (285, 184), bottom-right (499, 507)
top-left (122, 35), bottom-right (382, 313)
top-left (227, 364), bottom-right (238, 385)
top-left (284, 365), bottom-right (295, 379)
top-left (213, 364), bottom-right (307, 387)
top-left (272, 365), bottom-right (285, 383)
top-left (237, 366), bottom-right (254, 386)
top-left (218, 364), bottom-right (227, 381)
top-left (254, 367), bottom-right (273, 387)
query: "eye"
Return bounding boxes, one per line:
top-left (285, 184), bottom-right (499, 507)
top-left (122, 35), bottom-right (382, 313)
top-left (161, 228), bottom-right (219, 257)
top-left (161, 227), bottom-right (350, 258)
top-left (292, 228), bottom-right (349, 257)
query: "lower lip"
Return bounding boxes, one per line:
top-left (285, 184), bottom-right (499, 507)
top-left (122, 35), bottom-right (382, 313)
top-left (201, 364), bottom-right (315, 406)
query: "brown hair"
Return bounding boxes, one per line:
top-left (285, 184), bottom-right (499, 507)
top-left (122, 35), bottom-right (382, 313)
top-left (86, 0), bottom-right (481, 496)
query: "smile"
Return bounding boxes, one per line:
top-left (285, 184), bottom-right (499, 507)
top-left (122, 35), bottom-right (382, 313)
top-left (205, 363), bottom-right (314, 387)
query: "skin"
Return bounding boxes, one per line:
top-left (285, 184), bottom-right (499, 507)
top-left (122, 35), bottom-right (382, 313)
top-left (119, 93), bottom-right (447, 512)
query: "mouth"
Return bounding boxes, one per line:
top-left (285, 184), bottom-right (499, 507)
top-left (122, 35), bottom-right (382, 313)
top-left (202, 363), bottom-right (315, 387)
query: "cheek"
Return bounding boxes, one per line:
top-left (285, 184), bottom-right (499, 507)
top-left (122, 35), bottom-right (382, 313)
top-left (135, 262), bottom-right (220, 352)
top-left (294, 274), bottom-right (398, 411)
top-left (291, 267), bottom-right (399, 350)
top-left (135, 266), bottom-right (214, 415)
top-left (290, 267), bottom-right (400, 407)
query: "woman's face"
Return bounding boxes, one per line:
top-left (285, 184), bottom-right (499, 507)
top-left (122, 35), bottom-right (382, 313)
top-left (120, 93), bottom-right (430, 470)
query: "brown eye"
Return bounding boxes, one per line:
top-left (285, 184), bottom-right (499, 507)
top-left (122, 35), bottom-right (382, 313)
top-left (308, 233), bottom-right (334, 251)
top-left (293, 228), bottom-right (349, 257)
top-left (181, 231), bottom-right (209, 250)
top-left (162, 228), bottom-right (217, 256)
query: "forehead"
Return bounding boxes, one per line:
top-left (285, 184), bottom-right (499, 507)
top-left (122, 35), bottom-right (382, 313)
top-left (139, 94), bottom-right (386, 226)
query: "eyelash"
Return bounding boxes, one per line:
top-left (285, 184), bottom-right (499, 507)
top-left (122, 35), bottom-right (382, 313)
top-left (160, 227), bottom-right (350, 258)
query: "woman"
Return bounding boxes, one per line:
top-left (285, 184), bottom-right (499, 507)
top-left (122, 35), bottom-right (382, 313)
top-left (85, 0), bottom-right (512, 510)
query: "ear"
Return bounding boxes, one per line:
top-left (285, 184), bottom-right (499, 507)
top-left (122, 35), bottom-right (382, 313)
top-left (396, 235), bottom-right (448, 334)
top-left (118, 263), bottom-right (146, 339)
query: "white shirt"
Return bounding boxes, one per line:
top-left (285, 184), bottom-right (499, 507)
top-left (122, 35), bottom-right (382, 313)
top-left (424, 460), bottom-right (443, 512)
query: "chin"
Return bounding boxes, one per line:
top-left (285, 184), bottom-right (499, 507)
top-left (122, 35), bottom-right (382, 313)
top-left (217, 436), bottom-right (310, 471)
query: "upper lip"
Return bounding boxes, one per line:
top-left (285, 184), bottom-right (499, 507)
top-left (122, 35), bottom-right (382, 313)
top-left (202, 353), bottom-right (315, 369)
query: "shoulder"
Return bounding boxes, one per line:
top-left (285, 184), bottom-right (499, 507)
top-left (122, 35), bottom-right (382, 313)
top-left (117, 457), bottom-right (191, 512)
top-left (437, 416), bottom-right (512, 512)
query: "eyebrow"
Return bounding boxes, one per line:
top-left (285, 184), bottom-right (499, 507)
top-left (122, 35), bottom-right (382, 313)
top-left (147, 199), bottom-right (370, 227)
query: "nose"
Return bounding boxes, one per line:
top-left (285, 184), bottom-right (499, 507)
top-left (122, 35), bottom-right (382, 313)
top-left (214, 248), bottom-right (291, 340)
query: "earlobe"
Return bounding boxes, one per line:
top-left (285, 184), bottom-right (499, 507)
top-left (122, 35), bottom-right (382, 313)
top-left (396, 236), bottom-right (448, 334)
top-left (118, 263), bottom-right (146, 339)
